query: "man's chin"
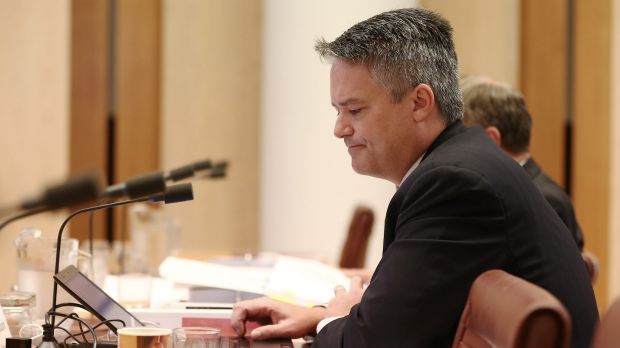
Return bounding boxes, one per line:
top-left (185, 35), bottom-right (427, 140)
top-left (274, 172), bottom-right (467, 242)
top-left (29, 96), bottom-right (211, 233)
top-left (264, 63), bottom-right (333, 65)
top-left (351, 162), bottom-right (373, 176)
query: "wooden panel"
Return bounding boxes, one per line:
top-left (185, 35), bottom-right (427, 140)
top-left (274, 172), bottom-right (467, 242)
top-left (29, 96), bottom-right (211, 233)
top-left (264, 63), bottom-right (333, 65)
top-left (0, 0), bottom-right (71, 293)
top-left (161, 0), bottom-right (261, 255)
top-left (419, 0), bottom-right (520, 87)
top-left (115, 0), bottom-right (161, 178)
top-left (114, 0), bottom-right (161, 240)
top-left (609, 0), bottom-right (620, 302)
top-left (69, 0), bottom-right (109, 240)
top-left (572, 0), bottom-right (611, 309)
top-left (520, 0), bottom-right (567, 187)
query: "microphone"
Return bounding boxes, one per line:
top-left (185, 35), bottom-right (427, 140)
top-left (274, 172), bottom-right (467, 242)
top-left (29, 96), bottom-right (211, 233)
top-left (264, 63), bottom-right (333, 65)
top-left (208, 161), bottom-right (228, 178)
top-left (164, 159), bottom-right (228, 182)
top-left (86, 160), bottom-right (217, 265)
top-left (165, 160), bottom-right (211, 182)
top-left (50, 183), bottom-right (194, 328)
top-left (149, 183), bottom-right (194, 204)
top-left (101, 158), bottom-right (222, 200)
top-left (0, 173), bottom-right (100, 215)
top-left (102, 171), bottom-right (166, 199)
top-left (21, 174), bottom-right (100, 211)
top-left (0, 174), bottom-right (101, 230)
top-left (191, 160), bottom-right (214, 177)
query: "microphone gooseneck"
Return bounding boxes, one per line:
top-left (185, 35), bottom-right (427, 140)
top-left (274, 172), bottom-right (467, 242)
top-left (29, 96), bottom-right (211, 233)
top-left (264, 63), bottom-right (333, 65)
top-left (51, 183), bottom-right (194, 328)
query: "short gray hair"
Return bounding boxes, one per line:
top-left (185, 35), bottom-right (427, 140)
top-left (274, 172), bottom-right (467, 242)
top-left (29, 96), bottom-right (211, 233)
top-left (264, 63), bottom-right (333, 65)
top-left (315, 8), bottom-right (463, 124)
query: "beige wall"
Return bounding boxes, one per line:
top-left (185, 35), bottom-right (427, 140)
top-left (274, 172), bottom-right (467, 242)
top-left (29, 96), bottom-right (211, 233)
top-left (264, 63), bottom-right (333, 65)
top-left (0, 1), bottom-right (70, 291)
top-left (160, 0), bottom-right (261, 255)
top-left (260, 0), bottom-right (416, 267)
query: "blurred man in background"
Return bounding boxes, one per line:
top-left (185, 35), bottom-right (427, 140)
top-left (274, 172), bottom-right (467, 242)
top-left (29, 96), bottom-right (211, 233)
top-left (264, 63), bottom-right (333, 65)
top-left (460, 76), bottom-right (585, 250)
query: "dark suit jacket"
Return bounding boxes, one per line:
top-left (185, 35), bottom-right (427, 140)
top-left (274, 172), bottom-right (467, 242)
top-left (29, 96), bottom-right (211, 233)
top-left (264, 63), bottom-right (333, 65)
top-left (523, 158), bottom-right (585, 250)
top-left (313, 121), bottom-right (598, 348)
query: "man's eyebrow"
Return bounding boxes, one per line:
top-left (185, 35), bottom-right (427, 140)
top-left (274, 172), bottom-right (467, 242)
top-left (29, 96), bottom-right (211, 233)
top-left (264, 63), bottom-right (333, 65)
top-left (331, 98), bottom-right (363, 107)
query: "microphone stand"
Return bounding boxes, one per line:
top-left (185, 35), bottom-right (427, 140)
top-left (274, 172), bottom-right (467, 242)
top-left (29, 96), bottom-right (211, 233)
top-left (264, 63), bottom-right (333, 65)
top-left (51, 196), bottom-right (150, 328)
top-left (50, 183), bottom-right (193, 328)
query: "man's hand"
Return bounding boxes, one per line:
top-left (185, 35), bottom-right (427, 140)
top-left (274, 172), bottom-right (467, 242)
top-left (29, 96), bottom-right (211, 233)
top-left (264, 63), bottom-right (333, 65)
top-left (325, 276), bottom-right (365, 317)
top-left (231, 297), bottom-right (326, 340)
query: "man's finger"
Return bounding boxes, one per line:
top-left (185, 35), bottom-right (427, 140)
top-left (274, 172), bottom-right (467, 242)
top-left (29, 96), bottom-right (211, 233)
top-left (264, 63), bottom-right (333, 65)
top-left (334, 284), bottom-right (346, 296)
top-left (350, 275), bottom-right (363, 290)
top-left (230, 306), bottom-right (248, 336)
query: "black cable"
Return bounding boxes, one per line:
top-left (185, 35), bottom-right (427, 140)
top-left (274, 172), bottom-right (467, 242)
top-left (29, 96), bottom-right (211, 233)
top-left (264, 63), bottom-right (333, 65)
top-left (45, 310), bottom-right (97, 348)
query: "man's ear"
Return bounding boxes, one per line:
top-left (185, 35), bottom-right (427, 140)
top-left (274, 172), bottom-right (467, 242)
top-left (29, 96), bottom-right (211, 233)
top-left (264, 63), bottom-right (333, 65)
top-left (409, 84), bottom-right (435, 122)
top-left (484, 126), bottom-right (502, 146)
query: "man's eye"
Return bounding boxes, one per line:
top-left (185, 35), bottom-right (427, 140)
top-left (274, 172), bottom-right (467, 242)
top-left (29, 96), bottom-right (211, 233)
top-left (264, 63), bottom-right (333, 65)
top-left (350, 109), bottom-right (361, 115)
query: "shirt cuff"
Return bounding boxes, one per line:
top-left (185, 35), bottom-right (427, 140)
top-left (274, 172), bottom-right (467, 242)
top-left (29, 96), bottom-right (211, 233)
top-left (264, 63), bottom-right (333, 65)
top-left (317, 315), bottom-right (345, 333)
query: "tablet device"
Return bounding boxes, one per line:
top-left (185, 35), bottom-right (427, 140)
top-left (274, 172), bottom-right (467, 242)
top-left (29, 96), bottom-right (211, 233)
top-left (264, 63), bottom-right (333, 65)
top-left (54, 265), bottom-right (144, 333)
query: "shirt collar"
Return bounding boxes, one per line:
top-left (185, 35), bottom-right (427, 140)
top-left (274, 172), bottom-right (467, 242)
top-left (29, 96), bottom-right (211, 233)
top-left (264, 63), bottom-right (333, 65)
top-left (397, 154), bottom-right (424, 188)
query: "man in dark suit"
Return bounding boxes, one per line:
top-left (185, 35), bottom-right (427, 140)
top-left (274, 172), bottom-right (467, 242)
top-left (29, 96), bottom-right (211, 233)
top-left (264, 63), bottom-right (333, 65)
top-left (230, 8), bottom-right (598, 347)
top-left (460, 76), bottom-right (585, 250)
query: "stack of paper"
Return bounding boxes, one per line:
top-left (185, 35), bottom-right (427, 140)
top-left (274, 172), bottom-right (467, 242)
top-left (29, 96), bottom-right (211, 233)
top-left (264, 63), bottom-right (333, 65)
top-left (159, 256), bottom-right (271, 295)
top-left (158, 255), bottom-right (350, 306)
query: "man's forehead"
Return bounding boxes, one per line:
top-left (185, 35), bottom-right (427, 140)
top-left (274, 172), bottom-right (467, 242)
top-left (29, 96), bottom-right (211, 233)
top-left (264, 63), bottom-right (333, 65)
top-left (329, 62), bottom-right (382, 105)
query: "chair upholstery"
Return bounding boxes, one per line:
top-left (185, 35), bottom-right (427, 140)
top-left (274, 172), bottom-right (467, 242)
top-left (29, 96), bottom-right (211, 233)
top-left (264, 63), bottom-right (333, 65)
top-left (581, 250), bottom-right (600, 284)
top-left (590, 297), bottom-right (620, 348)
top-left (452, 269), bottom-right (571, 348)
top-left (338, 205), bottom-right (374, 269)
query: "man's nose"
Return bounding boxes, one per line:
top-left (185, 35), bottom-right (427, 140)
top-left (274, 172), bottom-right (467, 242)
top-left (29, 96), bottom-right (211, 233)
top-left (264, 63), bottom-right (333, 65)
top-left (334, 116), bottom-right (353, 138)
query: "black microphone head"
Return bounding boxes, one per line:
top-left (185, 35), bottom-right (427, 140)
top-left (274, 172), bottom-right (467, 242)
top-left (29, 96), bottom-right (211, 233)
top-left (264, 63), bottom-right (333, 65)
top-left (209, 161), bottom-right (228, 178)
top-left (125, 171), bottom-right (166, 199)
top-left (21, 173), bottom-right (101, 210)
top-left (150, 183), bottom-right (194, 204)
top-left (167, 164), bottom-right (195, 182)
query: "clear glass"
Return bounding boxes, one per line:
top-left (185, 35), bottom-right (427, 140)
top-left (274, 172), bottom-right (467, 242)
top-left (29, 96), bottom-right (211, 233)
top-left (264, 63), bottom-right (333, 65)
top-left (0, 291), bottom-right (35, 337)
top-left (14, 228), bottom-right (86, 320)
top-left (173, 327), bottom-right (221, 348)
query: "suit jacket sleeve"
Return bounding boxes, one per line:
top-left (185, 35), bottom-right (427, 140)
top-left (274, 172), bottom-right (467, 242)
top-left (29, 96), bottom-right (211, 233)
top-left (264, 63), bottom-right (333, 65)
top-left (313, 166), bottom-right (512, 347)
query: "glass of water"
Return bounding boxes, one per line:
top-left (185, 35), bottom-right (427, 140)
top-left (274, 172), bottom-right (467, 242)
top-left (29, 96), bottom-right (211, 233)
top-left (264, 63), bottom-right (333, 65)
top-left (173, 327), bottom-right (221, 348)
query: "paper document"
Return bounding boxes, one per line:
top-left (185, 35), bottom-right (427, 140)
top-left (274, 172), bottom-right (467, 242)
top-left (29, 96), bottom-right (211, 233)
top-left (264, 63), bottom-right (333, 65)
top-left (159, 256), bottom-right (271, 295)
top-left (265, 255), bottom-right (350, 306)
top-left (159, 254), bottom-right (350, 306)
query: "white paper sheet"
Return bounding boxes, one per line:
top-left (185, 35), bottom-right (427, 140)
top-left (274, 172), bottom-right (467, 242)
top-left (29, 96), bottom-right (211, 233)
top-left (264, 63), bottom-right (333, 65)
top-left (158, 255), bottom-right (350, 306)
